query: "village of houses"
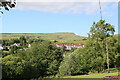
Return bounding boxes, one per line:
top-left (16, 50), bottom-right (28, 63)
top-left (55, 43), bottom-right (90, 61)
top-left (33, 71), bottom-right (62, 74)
top-left (0, 43), bottom-right (84, 50)
top-left (0, 39), bottom-right (84, 56)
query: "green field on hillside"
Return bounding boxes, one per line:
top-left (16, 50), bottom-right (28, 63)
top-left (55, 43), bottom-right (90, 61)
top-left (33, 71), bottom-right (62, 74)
top-left (1, 32), bottom-right (87, 43)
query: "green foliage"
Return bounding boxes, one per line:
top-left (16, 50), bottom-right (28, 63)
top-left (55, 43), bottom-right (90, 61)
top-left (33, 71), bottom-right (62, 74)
top-left (88, 20), bottom-right (118, 70)
top-left (19, 36), bottom-right (27, 46)
top-left (58, 48), bottom-right (90, 76)
top-left (89, 20), bottom-right (115, 39)
top-left (58, 20), bottom-right (119, 77)
top-left (2, 41), bottom-right (63, 79)
top-left (2, 55), bottom-right (25, 79)
top-left (9, 45), bottom-right (18, 54)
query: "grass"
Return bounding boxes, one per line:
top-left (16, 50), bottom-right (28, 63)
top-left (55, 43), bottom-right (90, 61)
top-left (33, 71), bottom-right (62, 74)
top-left (30, 72), bottom-right (120, 80)
top-left (64, 72), bottom-right (119, 78)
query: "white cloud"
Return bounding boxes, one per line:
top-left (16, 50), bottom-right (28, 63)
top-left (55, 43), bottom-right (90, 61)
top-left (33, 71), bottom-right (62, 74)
top-left (15, 0), bottom-right (118, 14)
top-left (15, 2), bottom-right (102, 14)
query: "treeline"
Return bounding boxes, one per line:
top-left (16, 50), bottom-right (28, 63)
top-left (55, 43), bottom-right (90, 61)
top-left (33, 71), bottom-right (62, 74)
top-left (2, 36), bottom-right (44, 46)
top-left (1, 36), bottom-right (45, 52)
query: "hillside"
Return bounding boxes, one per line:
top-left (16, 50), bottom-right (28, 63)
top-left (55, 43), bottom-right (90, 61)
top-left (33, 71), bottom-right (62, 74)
top-left (1, 32), bottom-right (87, 43)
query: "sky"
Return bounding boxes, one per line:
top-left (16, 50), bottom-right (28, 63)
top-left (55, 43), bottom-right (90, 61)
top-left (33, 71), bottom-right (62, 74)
top-left (0, 0), bottom-right (118, 37)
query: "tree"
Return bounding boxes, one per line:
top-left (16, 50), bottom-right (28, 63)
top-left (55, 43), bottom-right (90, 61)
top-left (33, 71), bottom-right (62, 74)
top-left (88, 20), bottom-right (115, 72)
top-left (2, 55), bottom-right (26, 79)
top-left (9, 45), bottom-right (18, 54)
top-left (58, 48), bottom-right (90, 76)
top-left (29, 41), bottom-right (63, 77)
top-left (2, 41), bottom-right (63, 79)
top-left (19, 36), bottom-right (27, 46)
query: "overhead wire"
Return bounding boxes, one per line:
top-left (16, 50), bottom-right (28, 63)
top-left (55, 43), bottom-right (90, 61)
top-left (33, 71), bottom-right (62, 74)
top-left (99, 0), bottom-right (102, 20)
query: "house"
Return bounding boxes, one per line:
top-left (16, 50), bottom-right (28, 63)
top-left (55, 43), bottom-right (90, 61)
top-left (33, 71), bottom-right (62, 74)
top-left (11, 43), bottom-right (20, 46)
top-left (28, 44), bottom-right (31, 48)
top-left (0, 45), bottom-right (3, 50)
top-left (55, 43), bottom-right (84, 50)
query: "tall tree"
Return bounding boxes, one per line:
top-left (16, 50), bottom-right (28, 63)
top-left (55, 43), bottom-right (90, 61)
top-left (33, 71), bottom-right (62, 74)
top-left (89, 20), bottom-right (115, 72)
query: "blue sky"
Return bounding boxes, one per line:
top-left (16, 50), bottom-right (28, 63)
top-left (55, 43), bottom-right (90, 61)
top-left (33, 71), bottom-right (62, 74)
top-left (0, 1), bottom-right (118, 37)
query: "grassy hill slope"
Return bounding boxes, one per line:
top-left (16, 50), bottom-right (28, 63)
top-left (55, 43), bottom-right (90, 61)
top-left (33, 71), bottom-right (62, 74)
top-left (1, 32), bottom-right (87, 43)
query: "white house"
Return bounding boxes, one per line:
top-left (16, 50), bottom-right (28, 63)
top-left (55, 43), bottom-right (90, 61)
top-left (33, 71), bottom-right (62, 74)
top-left (0, 45), bottom-right (3, 50)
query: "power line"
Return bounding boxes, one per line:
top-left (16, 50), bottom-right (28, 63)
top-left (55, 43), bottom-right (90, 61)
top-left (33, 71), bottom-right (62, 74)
top-left (99, 0), bottom-right (102, 20)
